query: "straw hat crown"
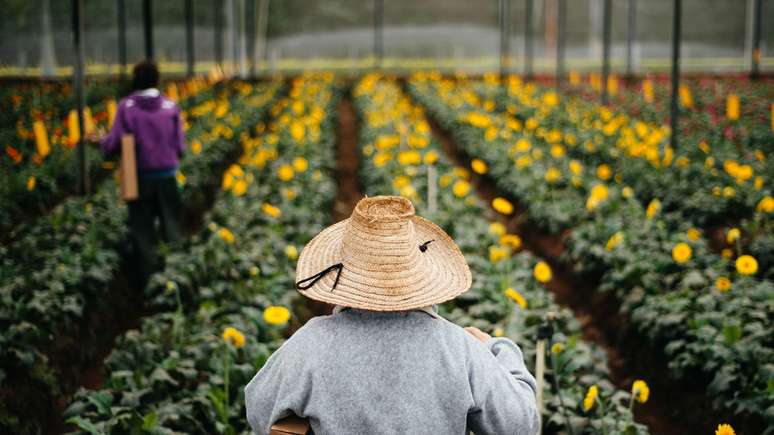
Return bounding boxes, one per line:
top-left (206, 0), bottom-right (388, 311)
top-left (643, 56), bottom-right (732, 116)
top-left (295, 196), bottom-right (471, 311)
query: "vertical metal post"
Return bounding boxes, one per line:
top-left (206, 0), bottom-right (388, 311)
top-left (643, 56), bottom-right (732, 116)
top-left (601, 0), bottom-right (612, 105)
top-left (185, 0), bottom-right (195, 77)
top-left (215, 0), bottom-right (224, 69)
top-left (231, 0), bottom-right (239, 74)
top-left (556, 0), bottom-right (566, 88)
top-left (524, 0), bottom-right (534, 79)
top-left (374, 0), bottom-right (384, 68)
top-left (72, 0), bottom-right (88, 194)
top-left (626, 0), bottom-right (636, 77)
top-left (670, 0), bottom-right (682, 150)
top-left (117, 0), bottom-right (127, 79)
top-left (255, 0), bottom-right (269, 74)
top-left (142, 0), bottom-right (154, 60)
top-left (751, 0), bottom-right (762, 79)
top-left (499, 0), bottom-right (510, 79)
top-left (248, 0), bottom-right (257, 77)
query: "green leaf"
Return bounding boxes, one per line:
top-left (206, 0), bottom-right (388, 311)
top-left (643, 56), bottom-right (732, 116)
top-left (65, 416), bottom-right (100, 435)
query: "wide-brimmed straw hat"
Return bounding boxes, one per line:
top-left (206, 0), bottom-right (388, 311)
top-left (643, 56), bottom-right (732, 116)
top-left (294, 195), bottom-right (472, 311)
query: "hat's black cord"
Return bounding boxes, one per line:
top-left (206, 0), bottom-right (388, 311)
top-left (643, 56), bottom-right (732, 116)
top-left (295, 263), bottom-right (343, 292)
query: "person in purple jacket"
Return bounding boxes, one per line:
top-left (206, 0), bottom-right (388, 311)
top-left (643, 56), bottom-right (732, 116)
top-left (91, 61), bottom-right (185, 287)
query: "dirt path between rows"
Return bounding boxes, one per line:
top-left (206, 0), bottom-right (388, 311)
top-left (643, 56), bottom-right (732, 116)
top-left (422, 114), bottom-right (703, 435)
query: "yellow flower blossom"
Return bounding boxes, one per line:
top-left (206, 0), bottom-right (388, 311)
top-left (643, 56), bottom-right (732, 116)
top-left (686, 228), bottom-right (700, 242)
top-left (735, 255), bottom-right (758, 275)
top-left (232, 179), bottom-right (248, 196)
top-left (646, 198), bottom-right (661, 219)
top-left (631, 379), bottom-right (650, 403)
top-left (606, 232), bottom-right (624, 251)
top-left (544, 167), bottom-right (561, 183)
top-left (551, 342), bottom-right (564, 354)
top-left (218, 228), bottom-right (235, 243)
top-left (504, 288), bottom-right (527, 309)
top-left (222, 327), bottom-right (245, 348)
top-left (569, 160), bottom-right (583, 175)
top-left (596, 164), bottom-right (612, 181)
top-left (471, 158), bottom-right (488, 174)
top-left (293, 157), bottom-right (309, 172)
top-left (191, 139), bottom-right (202, 154)
top-left (492, 197), bottom-right (514, 215)
top-left (26, 176), bottom-right (36, 191)
top-left (290, 121), bottom-right (305, 141)
top-left (583, 385), bottom-right (598, 411)
top-left (672, 242), bottom-right (692, 264)
top-left (397, 150), bottom-right (421, 166)
top-left (489, 245), bottom-right (510, 263)
top-left (262, 202), bottom-right (282, 218)
top-left (285, 245), bottom-right (298, 260)
top-left (488, 222), bottom-right (506, 236)
top-left (622, 186), bottom-right (634, 199)
top-left (726, 228), bottom-right (740, 244)
top-left (500, 234), bottom-right (522, 250)
top-left (263, 305), bottom-right (291, 325)
top-left (715, 277), bottom-right (732, 292)
top-left (715, 424), bottom-right (735, 435)
top-left (533, 261), bottom-right (552, 283)
top-left (278, 164), bottom-right (295, 181)
top-left (452, 180), bottom-right (471, 197)
top-left (423, 150), bottom-right (439, 165)
top-left (756, 196), bottom-right (774, 213)
top-left (721, 248), bottom-right (733, 259)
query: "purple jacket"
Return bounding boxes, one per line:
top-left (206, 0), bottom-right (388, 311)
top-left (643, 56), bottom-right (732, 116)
top-left (101, 89), bottom-right (185, 174)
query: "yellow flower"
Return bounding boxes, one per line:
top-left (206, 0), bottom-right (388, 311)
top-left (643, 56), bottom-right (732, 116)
top-left (723, 186), bottom-right (735, 198)
top-left (721, 248), bottom-right (733, 259)
top-left (583, 385), bottom-right (598, 411)
top-left (290, 121), bottom-right (305, 141)
top-left (551, 342), bottom-right (564, 354)
top-left (423, 150), bottom-right (439, 165)
top-left (757, 196), bottom-right (774, 213)
top-left (735, 255), bottom-right (758, 275)
top-left (715, 424), bottom-right (735, 435)
top-left (26, 176), bottom-right (36, 191)
top-left (175, 171), bottom-right (186, 186)
top-left (590, 184), bottom-right (609, 201)
top-left (605, 232), bottom-right (624, 251)
top-left (489, 245), bottom-right (510, 263)
top-left (726, 94), bottom-right (740, 120)
top-left (672, 242), bottom-right (692, 264)
top-left (218, 228), bottom-right (235, 243)
top-left (232, 179), bottom-right (248, 196)
top-left (262, 202), bottom-right (282, 218)
top-left (453, 167), bottom-right (470, 179)
top-left (631, 379), bottom-right (650, 403)
top-left (452, 180), bottom-right (471, 198)
top-left (500, 234), bottom-right (522, 250)
top-left (471, 158), bottom-right (488, 174)
top-left (278, 164), bottom-right (294, 181)
top-left (646, 198), bottom-right (661, 219)
top-left (373, 152), bottom-right (393, 167)
top-left (622, 186), bottom-right (634, 199)
top-left (515, 138), bottom-right (531, 152)
top-left (397, 150), bottom-right (421, 166)
top-left (439, 174), bottom-right (452, 188)
top-left (569, 160), bottom-right (583, 175)
top-left (715, 277), bottom-right (732, 292)
top-left (515, 155), bottom-right (532, 169)
top-left (221, 326), bottom-right (245, 348)
top-left (504, 288), bottom-right (527, 309)
top-left (249, 266), bottom-right (260, 276)
top-left (686, 228), bottom-right (700, 242)
top-left (533, 261), bottom-right (552, 283)
top-left (550, 144), bottom-right (566, 158)
top-left (488, 222), bottom-right (506, 236)
top-left (393, 175), bottom-right (411, 189)
top-left (493, 327), bottom-right (504, 337)
top-left (596, 164), bottom-right (612, 180)
top-left (191, 138), bottom-right (202, 154)
top-left (285, 245), bottom-right (298, 260)
top-left (293, 157), bottom-right (309, 172)
top-left (544, 167), bottom-right (561, 183)
top-left (492, 197), bottom-right (514, 215)
top-left (726, 228), bottom-right (740, 244)
top-left (263, 305), bottom-right (291, 325)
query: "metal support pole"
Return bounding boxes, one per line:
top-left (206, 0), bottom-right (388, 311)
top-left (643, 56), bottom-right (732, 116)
top-left (626, 0), bottom-right (636, 78)
top-left (499, 0), bottom-right (510, 79)
top-left (248, 0), bottom-right (257, 77)
top-left (374, 0), bottom-right (384, 68)
top-left (142, 0), bottom-right (154, 60)
top-left (601, 0), bottom-right (612, 105)
top-left (556, 0), bottom-right (566, 88)
top-left (751, 0), bottom-right (762, 79)
top-left (117, 0), bottom-right (127, 79)
top-left (72, 0), bottom-right (88, 195)
top-left (670, 0), bottom-right (682, 150)
top-left (255, 0), bottom-right (269, 74)
top-left (524, 0), bottom-right (534, 79)
top-left (185, 0), bottom-right (195, 77)
top-left (215, 0), bottom-right (224, 69)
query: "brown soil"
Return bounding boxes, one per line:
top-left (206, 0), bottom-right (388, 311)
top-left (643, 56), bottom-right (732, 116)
top-left (424, 113), bottom-right (708, 435)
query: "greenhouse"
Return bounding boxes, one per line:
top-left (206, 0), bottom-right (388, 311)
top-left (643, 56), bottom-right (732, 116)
top-left (0, 1), bottom-right (772, 434)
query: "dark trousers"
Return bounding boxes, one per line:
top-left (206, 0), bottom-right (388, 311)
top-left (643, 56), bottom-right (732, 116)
top-left (128, 176), bottom-right (182, 289)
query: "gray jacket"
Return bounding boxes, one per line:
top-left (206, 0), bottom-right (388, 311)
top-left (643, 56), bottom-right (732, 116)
top-left (244, 308), bottom-right (540, 435)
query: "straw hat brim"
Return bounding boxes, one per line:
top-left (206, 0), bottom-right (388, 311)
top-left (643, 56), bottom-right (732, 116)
top-left (295, 216), bottom-right (472, 312)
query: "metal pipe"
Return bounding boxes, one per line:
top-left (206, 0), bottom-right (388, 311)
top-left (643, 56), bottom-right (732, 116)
top-left (499, 0), bottom-right (510, 79)
top-left (374, 0), bottom-right (384, 68)
top-left (601, 0), bottom-right (612, 105)
top-left (626, 0), bottom-right (636, 77)
top-left (117, 0), bottom-right (127, 79)
top-left (72, 0), bottom-right (88, 194)
top-left (556, 0), bottom-right (566, 89)
top-left (524, 0), bottom-right (533, 79)
top-left (185, 0), bottom-right (195, 77)
top-left (215, 0), bottom-right (224, 68)
top-left (670, 0), bottom-right (682, 150)
top-left (142, 0), bottom-right (154, 60)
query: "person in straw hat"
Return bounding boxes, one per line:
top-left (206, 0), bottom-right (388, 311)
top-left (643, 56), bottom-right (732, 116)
top-left (245, 196), bottom-right (539, 434)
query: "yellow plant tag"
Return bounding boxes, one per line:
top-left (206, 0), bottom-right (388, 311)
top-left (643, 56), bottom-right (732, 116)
top-left (33, 120), bottom-right (50, 157)
top-left (68, 110), bottom-right (80, 146)
top-left (726, 94), bottom-right (739, 120)
top-left (107, 99), bottom-right (117, 127)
